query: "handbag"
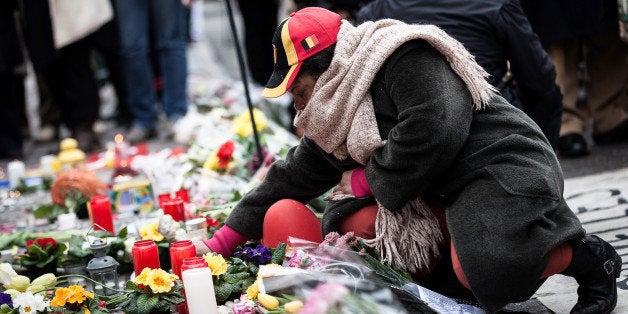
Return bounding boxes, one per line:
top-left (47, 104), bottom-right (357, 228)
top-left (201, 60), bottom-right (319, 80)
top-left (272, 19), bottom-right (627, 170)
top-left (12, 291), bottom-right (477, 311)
top-left (48, 0), bottom-right (113, 49)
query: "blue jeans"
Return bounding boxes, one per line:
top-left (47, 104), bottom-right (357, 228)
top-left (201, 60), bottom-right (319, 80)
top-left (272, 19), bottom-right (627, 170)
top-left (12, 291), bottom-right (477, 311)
top-left (115, 0), bottom-right (188, 129)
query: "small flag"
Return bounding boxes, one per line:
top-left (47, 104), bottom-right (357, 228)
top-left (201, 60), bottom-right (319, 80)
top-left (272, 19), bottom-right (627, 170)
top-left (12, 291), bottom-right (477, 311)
top-left (301, 34), bottom-right (319, 51)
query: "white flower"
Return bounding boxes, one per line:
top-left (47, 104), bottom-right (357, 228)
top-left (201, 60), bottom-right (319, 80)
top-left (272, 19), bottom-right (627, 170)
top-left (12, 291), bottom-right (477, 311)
top-left (0, 263), bottom-right (17, 285)
top-left (13, 291), bottom-right (49, 314)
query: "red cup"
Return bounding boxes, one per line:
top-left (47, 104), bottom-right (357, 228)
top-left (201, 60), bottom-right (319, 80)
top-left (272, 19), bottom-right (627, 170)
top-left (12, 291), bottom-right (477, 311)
top-left (88, 195), bottom-right (115, 235)
top-left (170, 240), bottom-right (196, 278)
top-left (162, 199), bottom-right (185, 222)
top-left (132, 240), bottom-right (160, 275)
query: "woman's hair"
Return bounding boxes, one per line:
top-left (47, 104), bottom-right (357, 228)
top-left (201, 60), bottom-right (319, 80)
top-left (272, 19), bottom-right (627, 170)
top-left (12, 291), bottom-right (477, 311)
top-left (299, 44), bottom-right (336, 78)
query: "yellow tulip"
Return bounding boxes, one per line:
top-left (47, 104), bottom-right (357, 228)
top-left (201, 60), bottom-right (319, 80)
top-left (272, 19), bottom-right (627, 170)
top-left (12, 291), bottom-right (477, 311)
top-left (257, 293), bottom-right (279, 310)
top-left (284, 300), bottom-right (304, 313)
top-left (3, 275), bottom-right (30, 292)
top-left (30, 273), bottom-right (57, 289)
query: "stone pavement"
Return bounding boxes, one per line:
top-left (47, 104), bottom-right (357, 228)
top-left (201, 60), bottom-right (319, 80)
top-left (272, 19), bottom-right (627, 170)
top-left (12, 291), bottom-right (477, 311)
top-left (2, 0), bottom-right (627, 312)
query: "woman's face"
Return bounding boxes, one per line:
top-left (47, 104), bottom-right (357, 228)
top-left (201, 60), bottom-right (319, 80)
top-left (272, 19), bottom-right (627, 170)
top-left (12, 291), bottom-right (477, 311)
top-left (288, 73), bottom-right (318, 111)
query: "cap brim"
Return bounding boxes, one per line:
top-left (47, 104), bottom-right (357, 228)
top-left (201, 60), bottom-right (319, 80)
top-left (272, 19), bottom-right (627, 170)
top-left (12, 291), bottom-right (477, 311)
top-left (262, 62), bottom-right (302, 98)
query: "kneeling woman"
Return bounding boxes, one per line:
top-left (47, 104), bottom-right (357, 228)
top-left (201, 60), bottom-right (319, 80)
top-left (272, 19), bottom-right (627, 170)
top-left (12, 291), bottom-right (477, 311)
top-left (195, 7), bottom-right (621, 314)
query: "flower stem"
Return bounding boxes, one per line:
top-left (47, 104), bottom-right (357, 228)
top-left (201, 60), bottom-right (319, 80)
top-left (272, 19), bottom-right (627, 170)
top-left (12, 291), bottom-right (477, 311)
top-left (55, 274), bottom-right (128, 293)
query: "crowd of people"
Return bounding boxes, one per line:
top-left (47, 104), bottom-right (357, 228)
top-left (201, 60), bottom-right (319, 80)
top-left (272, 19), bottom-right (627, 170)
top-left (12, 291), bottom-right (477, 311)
top-left (0, 0), bottom-right (204, 158)
top-left (1, 1), bottom-right (626, 312)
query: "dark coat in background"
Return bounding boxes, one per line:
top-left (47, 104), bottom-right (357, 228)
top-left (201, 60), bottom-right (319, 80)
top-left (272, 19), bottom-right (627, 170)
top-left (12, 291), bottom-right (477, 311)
top-left (357, 0), bottom-right (563, 149)
top-left (226, 41), bottom-right (584, 312)
top-left (520, 0), bottom-right (619, 45)
top-left (0, 0), bottom-right (24, 157)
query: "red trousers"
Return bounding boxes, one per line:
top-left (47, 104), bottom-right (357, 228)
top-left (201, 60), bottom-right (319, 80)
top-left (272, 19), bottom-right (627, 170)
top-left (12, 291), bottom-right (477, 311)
top-left (262, 199), bottom-right (572, 289)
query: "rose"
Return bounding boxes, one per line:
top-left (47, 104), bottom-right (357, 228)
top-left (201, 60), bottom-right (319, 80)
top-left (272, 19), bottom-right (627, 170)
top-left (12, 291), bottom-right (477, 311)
top-left (216, 141), bottom-right (235, 169)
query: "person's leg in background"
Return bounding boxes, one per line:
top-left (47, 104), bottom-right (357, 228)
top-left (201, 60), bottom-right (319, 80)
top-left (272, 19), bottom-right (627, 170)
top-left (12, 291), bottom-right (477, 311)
top-left (0, 71), bottom-right (24, 159)
top-left (150, 0), bottom-right (188, 139)
top-left (547, 39), bottom-right (590, 157)
top-left (89, 7), bottom-right (133, 129)
top-left (42, 39), bottom-right (101, 153)
top-left (115, 0), bottom-right (158, 143)
top-left (584, 29), bottom-right (628, 144)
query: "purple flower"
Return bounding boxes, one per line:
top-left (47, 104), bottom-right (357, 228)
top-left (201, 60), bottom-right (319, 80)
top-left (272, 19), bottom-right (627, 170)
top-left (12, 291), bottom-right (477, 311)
top-left (234, 244), bottom-right (272, 264)
top-left (0, 293), bottom-right (13, 307)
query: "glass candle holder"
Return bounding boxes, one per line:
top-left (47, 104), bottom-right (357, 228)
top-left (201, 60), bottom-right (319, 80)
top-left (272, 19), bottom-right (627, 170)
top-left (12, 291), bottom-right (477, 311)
top-left (182, 267), bottom-right (218, 314)
top-left (181, 256), bottom-right (208, 273)
top-left (178, 256), bottom-right (207, 314)
top-left (131, 240), bottom-right (160, 275)
top-left (88, 195), bottom-right (115, 235)
top-left (170, 240), bottom-right (196, 278)
top-left (162, 198), bottom-right (185, 222)
top-left (185, 218), bottom-right (208, 240)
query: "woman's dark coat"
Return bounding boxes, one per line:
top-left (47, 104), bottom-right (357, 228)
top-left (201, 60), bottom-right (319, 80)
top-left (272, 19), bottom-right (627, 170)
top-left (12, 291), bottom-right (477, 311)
top-left (225, 40), bottom-right (584, 312)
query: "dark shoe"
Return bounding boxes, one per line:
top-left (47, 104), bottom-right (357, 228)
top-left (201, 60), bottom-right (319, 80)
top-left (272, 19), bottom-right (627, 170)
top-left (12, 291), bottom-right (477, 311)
top-left (126, 126), bottom-right (157, 144)
top-left (593, 120), bottom-right (628, 145)
top-left (558, 134), bottom-right (589, 158)
top-left (72, 129), bottom-right (101, 153)
top-left (561, 235), bottom-right (622, 314)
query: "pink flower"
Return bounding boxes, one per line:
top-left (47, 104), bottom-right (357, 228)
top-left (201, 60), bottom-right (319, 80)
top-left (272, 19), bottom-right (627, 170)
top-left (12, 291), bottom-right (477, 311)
top-left (232, 295), bottom-right (258, 314)
top-left (300, 282), bottom-right (349, 314)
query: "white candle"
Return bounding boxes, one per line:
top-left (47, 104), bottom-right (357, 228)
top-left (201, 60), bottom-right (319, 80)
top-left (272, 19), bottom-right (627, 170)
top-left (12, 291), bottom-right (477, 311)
top-left (7, 160), bottom-right (25, 189)
top-left (181, 267), bottom-right (218, 314)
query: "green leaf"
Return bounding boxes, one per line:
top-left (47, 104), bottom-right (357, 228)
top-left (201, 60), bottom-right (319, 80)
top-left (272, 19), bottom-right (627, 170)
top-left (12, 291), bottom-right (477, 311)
top-left (271, 242), bottom-right (286, 264)
top-left (221, 272), bottom-right (251, 284)
top-left (117, 226), bottom-right (128, 238)
top-left (214, 283), bottom-right (234, 302)
top-left (136, 293), bottom-right (159, 314)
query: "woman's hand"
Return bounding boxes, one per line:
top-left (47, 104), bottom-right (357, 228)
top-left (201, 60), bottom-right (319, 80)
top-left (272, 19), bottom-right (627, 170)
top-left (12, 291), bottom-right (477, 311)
top-left (331, 170), bottom-right (354, 198)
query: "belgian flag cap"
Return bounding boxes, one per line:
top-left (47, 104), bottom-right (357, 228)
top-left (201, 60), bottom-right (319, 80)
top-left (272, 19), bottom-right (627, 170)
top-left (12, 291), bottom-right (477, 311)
top-left (262, 7), bottom-right (341, 98)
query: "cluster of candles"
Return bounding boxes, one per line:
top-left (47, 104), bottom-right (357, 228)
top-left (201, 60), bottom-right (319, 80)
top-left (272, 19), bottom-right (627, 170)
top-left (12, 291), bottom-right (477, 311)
top-left (87, 189), bottom-right (217, 313)
top-left (132, 239), bottom-right (218, 314)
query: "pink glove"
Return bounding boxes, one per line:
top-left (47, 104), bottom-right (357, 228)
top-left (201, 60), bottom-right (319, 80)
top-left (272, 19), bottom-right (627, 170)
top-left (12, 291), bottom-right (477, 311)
top-left (198, 225), bottom-right (249, 257)
top-left (351, 168), bottom-right (372, 198)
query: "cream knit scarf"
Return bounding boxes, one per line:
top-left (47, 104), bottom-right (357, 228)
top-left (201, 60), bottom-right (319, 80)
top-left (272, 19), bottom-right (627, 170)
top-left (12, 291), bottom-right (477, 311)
top-left (294, 20), bottom-right (496, 274)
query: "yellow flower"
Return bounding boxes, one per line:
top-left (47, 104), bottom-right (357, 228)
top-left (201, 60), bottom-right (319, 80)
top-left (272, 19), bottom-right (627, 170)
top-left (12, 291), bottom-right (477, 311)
top-left (284, 300), bottom-right (304, 313)
top-left (232, 108), bottom-right (268, 137)
top-left (203, 253), bottom-right (227, 276)
top-left (66, 285), bottom-right (93, 304)
top-left (257, 293), bottom-right (279, 310)
top-left (50, 287), bottom-right (71, 307)
top-left (134, 267), bottom-right (151, 285)
top-left (140, 223), bottom-right (164, 242)
top-left (202, 151), bottom-right (221, 171)
top-left (244, 279), bottom-right (259, 300)
top-left (146, 268), bottom-right (177, 293)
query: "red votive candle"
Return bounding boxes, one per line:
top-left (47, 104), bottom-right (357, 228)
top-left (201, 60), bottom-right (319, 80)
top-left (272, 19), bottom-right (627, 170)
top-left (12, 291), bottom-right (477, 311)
top-left (176, 189), bottom-right (189, 203)
top-left (88, 195), bottom-right (115, 235)
top-left (179, 256), bottom-right (208, 314)
top-left (170, 240), bottom-right (196, 278)
top-left (162, 198), bottom-right (185, 222)
top-left (132, 240), bottom-right (160, 275)
top-left (181, 256), bottom-right (208, 272)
